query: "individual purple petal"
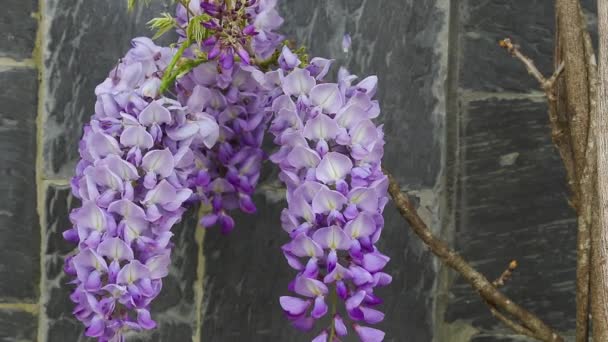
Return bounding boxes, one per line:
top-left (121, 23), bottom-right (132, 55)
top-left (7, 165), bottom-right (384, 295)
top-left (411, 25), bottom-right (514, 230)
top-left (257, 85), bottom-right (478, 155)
top-left (120, 125), bottom-right (154, 149)
top-left (356, 76), bottom-right (379, 97)
top-left (348, 187), bottom-right (379, 212)
top-left (373, 272), bottom-right (393, 287)
top-left (186, 85), bottom-right (210, 113)
top-left (143, 180), bottom-right (177, 205)
top-left (354, 325), bottom-right (385, 342)
top-left (282, 68), bottom-right (315, 96)
top-left (200, 213), bottom-right (218, 227)
top-left (311, 186), bottom-right (347, 214)
top-left (137, 308), bottom-right (157, 330)
top-left (334, 314), bottom-right (348, 336)
top-left (142, 148), bottom-right (175, 178)
top-left (85, 315), bottom-right (105, 337)
top-left (104, 155), bottom-right (139, 180)
top-left (335, 104), bottom-right (368, 129)
top-left (97, 237), bottom-right (134, 261)
top-left (323, 263), bottom-right (352, 283)
top-left (342, 33), bottom-right (352, 53)
top-left (351, 119), bottom-right (379, 148)
top-left (287, 146), bottom-right (321, 169)
top-left (279, 296), bottom-right (311, 316)
top-left (360, 306), bottom-right (385, 324)
top-left (116, 260), bottom-right (150, 284)
top-left (87, 132), bottom-right (121, 159)
top-left (108, 199), bottom-right (146, 220)
top-left (195, 114), bottom-right (220, 148)
top-left (312, 330), bottom-right (328, 342)
top-left (311, 295), bottom-right (328, 319)
top-left (350, 265), bottom-right (374, 286)
top-left (337, 280), bottom-right (348, 300)
top-left (346, 290), bottom-right (366, 311)
top-left (344, 212), bottom-right (376, 239)
top-left (307, 57), bottom-right (333, 80)
top-left (289, 233), bottom-right (324, 258)
top-left (362, 251), bottom-right (390, 273)
top-left (146, 253), bottom-right (171, 279)
top-left (312, 226), bottom-right (351, 250)
top-left (84, 270), bottom-right (102, 291)
top-left (291, 316), bottom-right (314, 332)
top-left (278, 46), bottom-right (301, 70)
top-left (139, 101), bottom-right (172, 126)
top-left (294, 276), bottom-right (328, 298)
top-left (315, 152), bottom-right (353, 184)
top-left (303, 113), bottom-right (339, 141)
top-left (310, 83), bottom-right (344, 113)
top-left (166, 122), bottom-right (200, 141)
top-left (72, 201), bottom-right (106, 232)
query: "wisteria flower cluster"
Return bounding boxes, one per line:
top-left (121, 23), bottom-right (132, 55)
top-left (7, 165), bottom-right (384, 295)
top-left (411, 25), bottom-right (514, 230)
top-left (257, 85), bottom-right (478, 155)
top-left (64, 36), bottom-right (220, 341)
top-left (64, 1), bottom-right (390, 341)
top-left (266, 50), bottom-right (390, 342)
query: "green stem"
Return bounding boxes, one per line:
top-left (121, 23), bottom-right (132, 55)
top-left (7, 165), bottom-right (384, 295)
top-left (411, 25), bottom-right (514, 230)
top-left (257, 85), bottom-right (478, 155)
top-left (160, 39), bottom-right (192, 94)
top-left (327, 288), bottom-right (338, 341)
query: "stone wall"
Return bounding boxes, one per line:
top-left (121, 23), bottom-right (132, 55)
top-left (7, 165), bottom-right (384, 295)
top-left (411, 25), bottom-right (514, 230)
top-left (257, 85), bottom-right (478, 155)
top-left (0, 0), bottom-right (587, 341)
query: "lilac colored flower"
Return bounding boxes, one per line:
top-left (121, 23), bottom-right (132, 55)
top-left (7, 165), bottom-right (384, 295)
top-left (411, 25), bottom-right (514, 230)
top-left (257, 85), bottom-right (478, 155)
top-left (342, 33), bottom-right (352, 53)
top-left (268, 48), bottom-right (390, 341)
top-left (176, 0), bottom-right (284, 69)
top-left (66, 37), bottom-right (220, 341)
top-left (175, 59), bottom-right (270, 233)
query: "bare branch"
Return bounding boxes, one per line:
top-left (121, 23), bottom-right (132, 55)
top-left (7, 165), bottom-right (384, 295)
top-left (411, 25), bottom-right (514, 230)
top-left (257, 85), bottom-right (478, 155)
top-left (488, 305), bottom-right (539, 340)
top-left (492, 260), bottom-right (518, 288)
top-left (386, 172), bottom-right (564, 341)
top-left (500, 39), bottom-right (577, 208)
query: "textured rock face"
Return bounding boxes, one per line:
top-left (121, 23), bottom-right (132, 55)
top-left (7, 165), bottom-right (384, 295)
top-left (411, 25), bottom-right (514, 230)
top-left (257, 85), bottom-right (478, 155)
top-left (0, 0), bottom-right (587, 341)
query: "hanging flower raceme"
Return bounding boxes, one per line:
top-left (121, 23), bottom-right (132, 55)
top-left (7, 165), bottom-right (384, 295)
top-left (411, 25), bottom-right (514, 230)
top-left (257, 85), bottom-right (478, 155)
top-left (170, 0), bottom-right (283, 232)
top-left (64, 37), bottom-right (220, 342)
top-left (175, 0), bottom-right (284, 69)
top-left (175, 60), bottom-right (270, 233)
top-left (267, 49), bottom-right (391, 342)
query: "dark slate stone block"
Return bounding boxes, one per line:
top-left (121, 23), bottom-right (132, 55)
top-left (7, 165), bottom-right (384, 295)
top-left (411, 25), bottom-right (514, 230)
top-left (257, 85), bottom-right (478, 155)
top-left (42, 0), bottom-right (175, 178)
top-left (280, 0), bottom-right (446, 188)
top-left (445, 98), bottom-right (576, 337)
top-left (42, 184), bottom-right (200, 341)
top-left (0, 68), bottom-right (40, 302)
top-left (0, 0), bottom-right (38, 60)
top-left (0, 309), bottom-right (37, 341)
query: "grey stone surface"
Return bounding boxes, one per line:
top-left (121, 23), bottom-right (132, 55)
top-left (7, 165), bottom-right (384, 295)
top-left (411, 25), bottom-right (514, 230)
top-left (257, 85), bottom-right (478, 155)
top-left (0, 309), bottom-right (37, 341)
top-left (0, 67), bottom-right (40, 302)
top-left (42, 0), bottom-right (174, 179)
top-left (445, 98), bottom-right (576, 338)
top-left (42, 184), bottom-right (200, 341)
top-left (0, 0), bottom-right (38, 60)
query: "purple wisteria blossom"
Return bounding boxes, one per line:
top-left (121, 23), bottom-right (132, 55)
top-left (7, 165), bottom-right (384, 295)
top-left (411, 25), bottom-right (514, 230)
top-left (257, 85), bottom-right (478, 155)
top-left (64, 37), bottom-right (220, 341)
top-left (176, 0), bottom-right (284, 69)
top-left (175, 60), bottom-right (270, 233)
top-left (268, 48), bottom-right (390, 341)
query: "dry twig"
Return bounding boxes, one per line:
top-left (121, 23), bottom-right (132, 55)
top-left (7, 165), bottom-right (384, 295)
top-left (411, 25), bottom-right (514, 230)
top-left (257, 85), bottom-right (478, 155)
top-left (492, 260), bottom-right (518, 288)
top-left (386, 172), bottom-right (564, 341)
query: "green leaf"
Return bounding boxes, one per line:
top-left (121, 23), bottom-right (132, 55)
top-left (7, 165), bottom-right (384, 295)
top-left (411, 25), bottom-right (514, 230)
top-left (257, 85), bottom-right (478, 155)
top-left (148, 13), bottom-right (177, 40)
top-left (127, 0), bottom-right (152, 11)
top-left (186, 14), bottom-right (212, 45)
